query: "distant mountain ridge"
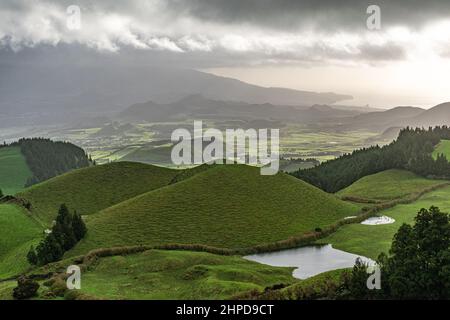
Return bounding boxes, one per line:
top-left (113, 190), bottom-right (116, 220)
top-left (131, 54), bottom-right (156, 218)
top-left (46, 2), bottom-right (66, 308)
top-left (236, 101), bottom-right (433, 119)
top-left (341, 102), bottom-right (450, 131)
top-left (406, 102), bottom-right (450, 127)
top-left (119, 94), bottom-right (361, 123)
top-left (0, 64), bottom-right (351, 127)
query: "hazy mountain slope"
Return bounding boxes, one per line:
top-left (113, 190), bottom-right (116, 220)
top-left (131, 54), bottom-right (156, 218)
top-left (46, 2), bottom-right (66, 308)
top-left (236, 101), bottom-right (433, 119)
top-left (405, 102), bottom-right (450, 127)
top-left (0, 63), bottom-right (351, 127)
top-left (18, 162), bottom-right (179, 225)
top-left (69, 165), bottom-right (360, 255)
top-left (343, 106), bottom-right (425, 131)
top-left (365, 127), bottom-right (402, 145)
top-left (119, 94), bottom-right (360, 123)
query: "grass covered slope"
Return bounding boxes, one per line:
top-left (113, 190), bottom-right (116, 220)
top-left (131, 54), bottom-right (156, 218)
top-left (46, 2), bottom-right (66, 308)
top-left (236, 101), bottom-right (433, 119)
top-left (0, 281), bottom-right (15, 300)
top-left (0, 147), bottom-right (32, 195)
top-left (18, 162), bottom-right (179, 225)
top-left (319, 185), bottom-right (450, 259)
top-left (337, 169), bottom-right (446, 202)
top-left (433, 140), bottom-right (450, 160)
top-left (0, 204), bottom-right (43, 278)
top-left (71, 165), bottom-right (359, 255)
top-left (77, 250), bottom-right (296, 300)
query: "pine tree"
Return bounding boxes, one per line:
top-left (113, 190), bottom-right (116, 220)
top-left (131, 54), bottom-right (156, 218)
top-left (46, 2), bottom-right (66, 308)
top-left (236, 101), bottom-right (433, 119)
top-left (54, 204), bottom-right (77, 250)
top-left (381, 207), bottom-right (450, 299)
top-left (56, 204), bottom-right (71, 226)
top-left (46, 233), bottom-right (64, 262)
top-left (36, 233), bottom-right (64, 265)
top-left (72, 211), bottom-right (87, 241)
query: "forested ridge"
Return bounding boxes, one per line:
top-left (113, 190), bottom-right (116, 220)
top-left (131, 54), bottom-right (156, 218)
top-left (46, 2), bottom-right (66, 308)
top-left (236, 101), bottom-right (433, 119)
top-left (292, 126), bottom-right (450, 193)
top-left (1, 138), bottom-right (91, 187)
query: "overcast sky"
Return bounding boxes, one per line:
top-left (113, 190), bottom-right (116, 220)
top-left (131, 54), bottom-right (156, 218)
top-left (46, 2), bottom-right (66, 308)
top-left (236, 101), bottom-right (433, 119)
top-left (1, 0), bottom-right (450, 108)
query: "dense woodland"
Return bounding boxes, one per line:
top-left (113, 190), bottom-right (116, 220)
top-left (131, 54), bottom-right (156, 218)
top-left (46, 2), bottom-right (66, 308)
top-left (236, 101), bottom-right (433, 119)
top-left (292, 126), bottom-right (450, 193)
top-left (2, 138), bottom-right (91, 187)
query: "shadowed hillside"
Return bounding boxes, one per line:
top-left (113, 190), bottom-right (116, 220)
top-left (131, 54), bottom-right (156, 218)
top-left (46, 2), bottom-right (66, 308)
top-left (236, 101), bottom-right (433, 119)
top-left (19, 162), bottom-right (179, 225)
top-left (69, 165), bottom-right (359, 255)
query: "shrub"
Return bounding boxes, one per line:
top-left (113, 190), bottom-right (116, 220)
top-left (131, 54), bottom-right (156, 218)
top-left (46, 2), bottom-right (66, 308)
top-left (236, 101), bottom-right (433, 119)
top-left (49, 276), bottom-right (68, 297)
top-left (13, 276), bottom-right (40, 300)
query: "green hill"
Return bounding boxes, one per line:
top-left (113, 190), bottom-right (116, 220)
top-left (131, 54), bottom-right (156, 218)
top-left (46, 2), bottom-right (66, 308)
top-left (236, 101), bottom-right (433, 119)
top-left (18, 162), bottom-right (179, 225)
top-left (70, 165), bottom-right (359, 255)
top-left (0, 204), bottom-right (43, 278)
top-left (0, 147), bottom-right (32, 195)
top-left (433, 140), bottom-right (450, 160)
top-left (73, 249), bottom-right (296, 300)
top-left (320, 185), bottom-right (450, 259)
top-left (337, 169), bottom-right (447, 202)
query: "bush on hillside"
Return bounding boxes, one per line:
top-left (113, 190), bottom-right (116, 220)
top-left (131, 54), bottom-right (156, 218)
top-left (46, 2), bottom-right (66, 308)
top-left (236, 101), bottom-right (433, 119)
top-left (13, 276), bottom-right (40, 300)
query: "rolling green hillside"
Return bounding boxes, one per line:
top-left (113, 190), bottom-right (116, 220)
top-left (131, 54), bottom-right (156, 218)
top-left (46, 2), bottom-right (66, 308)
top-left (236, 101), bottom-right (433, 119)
top-left (433, 140), bottom-right (450, 160)
top-left (337, 169), bottom-right (447, 202)
top-left (319, 185), bottom-right (450, 259)
top-left (0, 147), bottom-right (32, 195)
top-left (70, 165), bottom-right (359, 255)
top-left (0, 281), bottom-right (15, 300)
top-left (74, 250), bottom-right (296, 300)
top-left (18, 162), bottom-right (179, 225)
top-left (0, 204), bottom-right (43, 278)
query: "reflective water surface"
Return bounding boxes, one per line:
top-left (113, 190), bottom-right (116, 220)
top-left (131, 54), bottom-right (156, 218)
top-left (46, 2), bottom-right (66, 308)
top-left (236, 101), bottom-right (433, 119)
top-left (244, 244), bottom-right (375, 279)
top-left (361, 216), bottom-right (395, 225)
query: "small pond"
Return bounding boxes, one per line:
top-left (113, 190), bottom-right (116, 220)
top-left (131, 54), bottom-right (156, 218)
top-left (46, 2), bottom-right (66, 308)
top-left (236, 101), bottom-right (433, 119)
top-left (244, 244), bottom-right (374, 279)
top-left (361, 216), bottom-right (395, 225)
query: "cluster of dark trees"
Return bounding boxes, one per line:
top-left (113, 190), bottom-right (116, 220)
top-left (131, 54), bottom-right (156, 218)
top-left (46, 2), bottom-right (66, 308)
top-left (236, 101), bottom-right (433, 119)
top-left (1, 138), bottom-right (92, 187)
top-left (344, 206), bottom-right (450, 299)
top-left (19, 138), bottom-right (91, 186)
top-left (27, 204), bottom-right (87, 266)
top-left (292, 126), bottom-right (450, 193)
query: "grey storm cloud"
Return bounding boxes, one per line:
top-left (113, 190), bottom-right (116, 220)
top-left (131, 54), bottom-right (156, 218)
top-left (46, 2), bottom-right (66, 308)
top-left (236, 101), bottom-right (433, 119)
top-left (0, 0), bottom-right (449, 66)
top-left (163, 0), bottom-right (450, 31)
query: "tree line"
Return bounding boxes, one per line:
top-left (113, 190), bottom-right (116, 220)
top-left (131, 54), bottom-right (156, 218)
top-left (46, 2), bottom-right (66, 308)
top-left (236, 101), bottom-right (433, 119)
top-left (1, 138), bottom-right (91, 187)
top-left (27, 204), bottom-right (87, 266)
top-left (292, 126), bottom-right (450, 193)
top-left (345, 206), bottom-right (449, 299)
